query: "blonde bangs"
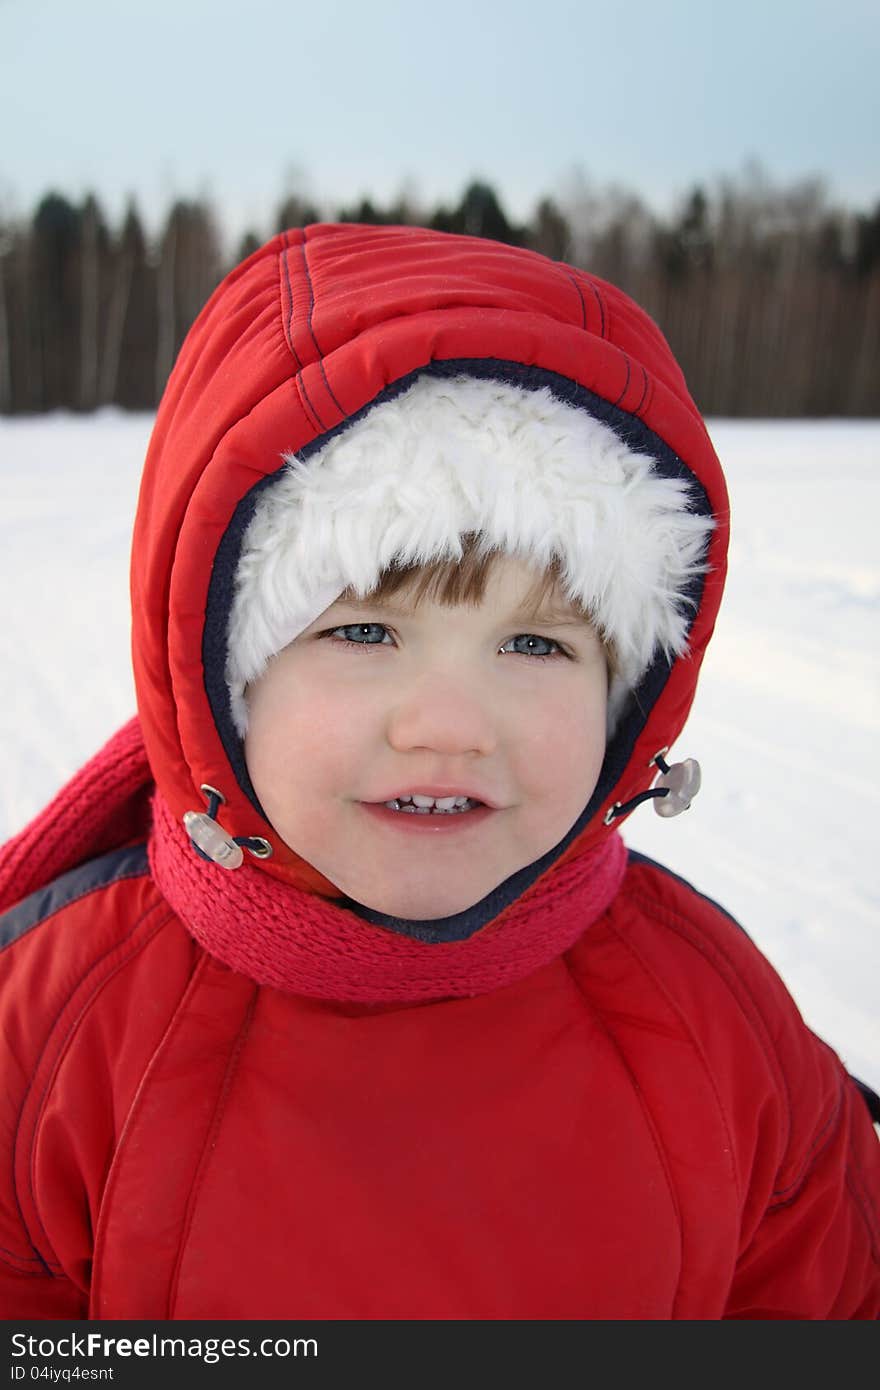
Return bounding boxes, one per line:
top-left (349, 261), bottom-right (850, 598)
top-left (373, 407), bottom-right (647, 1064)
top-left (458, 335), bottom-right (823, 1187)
top-left (337, 534), bottom-right (619, 679)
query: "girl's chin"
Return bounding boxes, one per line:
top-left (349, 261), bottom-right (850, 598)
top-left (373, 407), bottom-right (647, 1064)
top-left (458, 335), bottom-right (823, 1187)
top-left (352, 888), bottom-right (485, 921)
top-left (325, 870), bottom-right (491, 921)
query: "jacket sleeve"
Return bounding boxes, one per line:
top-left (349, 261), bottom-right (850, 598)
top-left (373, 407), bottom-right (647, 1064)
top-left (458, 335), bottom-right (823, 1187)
top-left (725, 1079), bottom-right (879, 1317)
top-left (621, 859), bottom-right (880, 1319)
top-left (0, 849), bottom-right (177, 1322)
top-left (721, 980), bottom-right (880, 1318)
top-left (0, 903), bottom-right (92, 1320)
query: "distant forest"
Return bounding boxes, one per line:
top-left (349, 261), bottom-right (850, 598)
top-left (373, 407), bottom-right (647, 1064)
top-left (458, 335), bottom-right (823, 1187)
top-left (1, 169), bottom-right (878, 416)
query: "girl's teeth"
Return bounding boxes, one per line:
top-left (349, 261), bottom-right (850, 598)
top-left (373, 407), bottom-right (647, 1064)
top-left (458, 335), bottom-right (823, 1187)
top-left (382, 796), bottom-right (476, 814)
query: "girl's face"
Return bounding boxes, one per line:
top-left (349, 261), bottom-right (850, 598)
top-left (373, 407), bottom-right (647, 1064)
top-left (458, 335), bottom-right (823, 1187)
top-left (244, 554), bottom-right (609, 920)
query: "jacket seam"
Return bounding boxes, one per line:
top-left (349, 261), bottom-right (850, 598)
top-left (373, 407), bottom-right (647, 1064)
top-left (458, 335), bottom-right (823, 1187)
top-left (294, 371), bottom-right (324, 433)
top-left (845, 1169), bottom-right (880, 1265)
top-left (613, 353), bottom-right (631, 409)
top-left (278, 239), bottom-right (303, 371)
top-left (559, 267), bottom-right (587, 330)
top-left (4, 889), bottom-right (167, 1274)
top-left (8, 896), bottom-right (176, 1276)
top-left (20, 899), bottom-right (175, 1272)
top-left (768, 1076), bottom-right (845, 1203)
top-left (847, 1116), bottom-right (880, 1233)
top-left (299, 233), bottom-right (322, 357)
top-left (642, 371), bottom-right (655, 421)
top-left (0, 1240), bottom-right (45, 1268)
top-left (599, 910), bottom-right (742, 1225)
top-left (627, 883), bottom-right (871, 1234)
top-left (166, 986), bottom-right (258, 1318)
top-left (298, 368), bottom-right (327, 431)
top-left (610, 895), bottom-right (747, 1205)
top-left (586, 277), bottom-right (606, 337)
top-left (561, 955), bottom-right (684, 1316)
top-left (634, 364), bottom-right (650, 417)
top-left (302, 225), bottom-right (345, 418)
top-left (89, 951), bottom-right (217, 1315)
top-left (626, 883), bottom-right (794, 1162)
top-left (318, 358), bottom-right (345, 420)
top-left (842, 1094), bottom-right (880, 1260)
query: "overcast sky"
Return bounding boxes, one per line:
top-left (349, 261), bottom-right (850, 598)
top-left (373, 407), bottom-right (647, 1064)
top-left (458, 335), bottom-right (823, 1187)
top-left (2, 0), bottom-right (877, 248)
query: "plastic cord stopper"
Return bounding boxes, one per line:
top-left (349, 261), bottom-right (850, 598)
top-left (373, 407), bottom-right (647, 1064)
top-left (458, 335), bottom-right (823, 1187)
top-left (652, 758), bottom-right (701, 817)
top-left (182, 811), bottom-right (245, 870)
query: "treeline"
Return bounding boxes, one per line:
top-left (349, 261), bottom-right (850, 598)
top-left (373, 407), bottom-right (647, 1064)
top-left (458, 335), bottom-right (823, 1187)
top-left (1, 170), bottom-right (878, 416)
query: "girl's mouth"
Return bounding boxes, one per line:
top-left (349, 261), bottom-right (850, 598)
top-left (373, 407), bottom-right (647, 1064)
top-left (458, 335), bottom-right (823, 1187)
top-left (359, 800), bottom-right (496, 834)
top-left (384, 795), bottom-right (481, 814)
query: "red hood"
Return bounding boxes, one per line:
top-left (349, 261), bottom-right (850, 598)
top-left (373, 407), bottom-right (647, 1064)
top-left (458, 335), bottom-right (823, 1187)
top-left (130, 223), bottom-right (728, 910)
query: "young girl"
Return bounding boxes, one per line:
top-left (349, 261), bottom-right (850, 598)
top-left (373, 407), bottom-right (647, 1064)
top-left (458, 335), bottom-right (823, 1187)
top-left (1, 223), bottom-right (877, 1319)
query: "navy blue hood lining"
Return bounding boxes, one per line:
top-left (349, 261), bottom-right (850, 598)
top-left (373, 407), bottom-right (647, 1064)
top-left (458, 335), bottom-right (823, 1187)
top-left (202, 359), bottom-right (712, 944)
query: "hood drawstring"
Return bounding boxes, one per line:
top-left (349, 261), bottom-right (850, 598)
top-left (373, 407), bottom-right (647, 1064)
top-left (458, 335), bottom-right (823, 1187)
top-left (183, 786), bottom-right (273, 870)
top-left (603, 751), bottom-right (702, 826)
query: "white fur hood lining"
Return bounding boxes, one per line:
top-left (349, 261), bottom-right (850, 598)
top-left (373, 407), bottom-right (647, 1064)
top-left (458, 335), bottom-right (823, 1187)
top-left (226, 374), bottom-right (715, 739)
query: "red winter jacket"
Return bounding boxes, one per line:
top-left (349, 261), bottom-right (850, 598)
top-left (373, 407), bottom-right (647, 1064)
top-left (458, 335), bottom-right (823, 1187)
top-left (1, 225), bottom-right (878, 1320)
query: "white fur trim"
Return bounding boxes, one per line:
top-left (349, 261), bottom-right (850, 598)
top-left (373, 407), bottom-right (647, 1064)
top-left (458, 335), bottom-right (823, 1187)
top-left (226, 375), bottom-right (714, 738)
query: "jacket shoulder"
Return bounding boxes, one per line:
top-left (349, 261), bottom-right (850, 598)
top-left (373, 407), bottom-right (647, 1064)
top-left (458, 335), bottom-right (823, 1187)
top-left (604, 850), bottom-right (812, 1045)
top-left (0, 841), bottom-right (184, 1004)
top-left (1, 843), bottom-right (154, 947)
top-left (589, 849), bottom-right (852, 1130)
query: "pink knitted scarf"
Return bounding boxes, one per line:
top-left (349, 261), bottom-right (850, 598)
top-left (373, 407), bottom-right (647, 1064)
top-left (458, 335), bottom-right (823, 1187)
top-left (148, 787), bottom-right (627, 1004)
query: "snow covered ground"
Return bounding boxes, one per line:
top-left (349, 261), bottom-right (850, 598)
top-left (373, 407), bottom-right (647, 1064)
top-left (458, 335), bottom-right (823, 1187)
top-left (1, 411), bottom-right (878, 1089)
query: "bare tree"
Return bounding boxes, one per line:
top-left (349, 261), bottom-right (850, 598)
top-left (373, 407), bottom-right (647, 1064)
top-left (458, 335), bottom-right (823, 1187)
top-left (0, 227), bottom-right (12, 415)
top-left (78, 195), bottom-right (107, 410)
top-left (0, 172), bottom-right (877, 415)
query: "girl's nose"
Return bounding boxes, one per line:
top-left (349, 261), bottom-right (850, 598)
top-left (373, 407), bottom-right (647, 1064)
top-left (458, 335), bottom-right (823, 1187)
top-left (385, 676), bottom-right (498, 757)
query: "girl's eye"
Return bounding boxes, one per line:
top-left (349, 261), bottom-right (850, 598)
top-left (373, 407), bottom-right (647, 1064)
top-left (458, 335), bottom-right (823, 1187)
top-left (324, 624), bottom-right (565, 661)
top-left (500, 636), bottom-right (561, 664)
top-left (328, 623), bottom-right (393, 647)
